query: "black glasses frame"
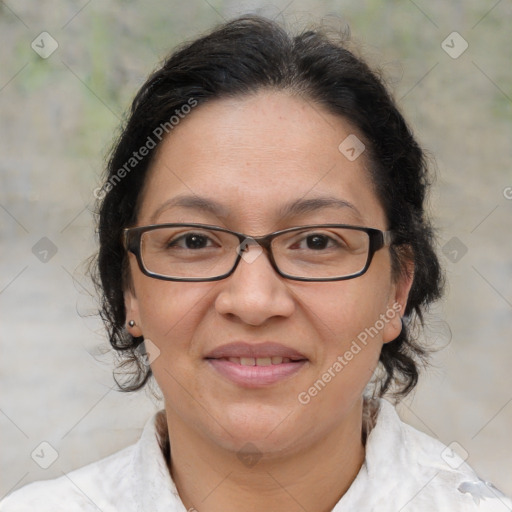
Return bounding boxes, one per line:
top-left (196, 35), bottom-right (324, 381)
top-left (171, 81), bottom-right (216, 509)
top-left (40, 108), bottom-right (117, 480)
top-left (123, 223), bottom-right (394, 282)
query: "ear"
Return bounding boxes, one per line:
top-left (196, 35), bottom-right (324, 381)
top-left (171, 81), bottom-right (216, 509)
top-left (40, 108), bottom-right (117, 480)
top-left (124, 287), bottom-right (143, 338)
top-left (382, 261), bottom-right (414, 344)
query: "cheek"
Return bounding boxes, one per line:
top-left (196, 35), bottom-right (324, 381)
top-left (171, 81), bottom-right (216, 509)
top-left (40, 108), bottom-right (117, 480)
top-left (300, 272), bottom-right (393, 347)
top-left (134, 276), bottom-right (212, 353)
top-left (294, 281), bottom-right (390, 415)
top-left (134, 280), bottom-right (215, 403)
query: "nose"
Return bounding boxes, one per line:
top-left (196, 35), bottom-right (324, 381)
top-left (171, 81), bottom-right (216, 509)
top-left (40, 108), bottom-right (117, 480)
top-left (214, 243), bottom-right (295, 326)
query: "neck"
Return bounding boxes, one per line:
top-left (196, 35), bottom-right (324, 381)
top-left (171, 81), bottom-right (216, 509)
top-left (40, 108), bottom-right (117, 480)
top-left (164, 399), bottom-right (367, 512)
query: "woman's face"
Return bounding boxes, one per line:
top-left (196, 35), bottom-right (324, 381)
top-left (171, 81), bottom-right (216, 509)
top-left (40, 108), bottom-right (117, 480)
top-left (125, 91), bottom-right (411, 456)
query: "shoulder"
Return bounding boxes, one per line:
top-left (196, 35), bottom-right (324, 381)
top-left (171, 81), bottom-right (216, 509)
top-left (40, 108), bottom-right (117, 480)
top-left (0, 444), bottom-right (136, 512)
top-left (366, 399), bottom-right (512, 511)
top-left (0, 410), bottom-right (174, 512)
top-left (1, 410), bottom-right (186, 511)
top-left (0, 411), bottom-right (177, 512)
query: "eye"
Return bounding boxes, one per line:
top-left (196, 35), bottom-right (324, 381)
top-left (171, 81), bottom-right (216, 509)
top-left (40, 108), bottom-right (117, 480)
top-left (291, 232), bottom-right (344, 251)
top-left (168, 232), bottom-right (216, 250)
top-left (303, 234), bottom-right (331, 250)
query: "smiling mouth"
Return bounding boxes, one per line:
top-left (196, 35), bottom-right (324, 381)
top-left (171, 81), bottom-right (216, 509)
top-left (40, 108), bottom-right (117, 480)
top-left (205, 342), bottom-right (308, 387)
top-left (216, 356), bottom-right (303, 366)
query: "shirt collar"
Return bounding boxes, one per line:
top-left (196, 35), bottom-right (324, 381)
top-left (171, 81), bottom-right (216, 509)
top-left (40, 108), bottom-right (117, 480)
top-left (130, 410), bottom-right (185, 511)
top-left (127, 400), bottom-right (386, 511)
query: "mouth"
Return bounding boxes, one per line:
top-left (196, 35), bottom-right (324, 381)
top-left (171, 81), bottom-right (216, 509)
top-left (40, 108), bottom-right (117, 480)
top-left (205, 342), bottom-right (308, 388)
top-left (216, 356), bottom-right (303, 366)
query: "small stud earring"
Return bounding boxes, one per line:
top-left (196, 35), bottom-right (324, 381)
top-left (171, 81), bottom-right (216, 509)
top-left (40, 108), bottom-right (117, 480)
top-left (128, 320), bottom-right (136, 327)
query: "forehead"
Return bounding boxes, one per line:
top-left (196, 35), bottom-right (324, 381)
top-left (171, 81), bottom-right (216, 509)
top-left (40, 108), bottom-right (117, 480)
top-left (138, 91), bottom-right (386, 230)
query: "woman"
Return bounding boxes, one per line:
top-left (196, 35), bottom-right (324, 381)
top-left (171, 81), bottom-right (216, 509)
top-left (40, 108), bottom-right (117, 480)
top-left (2, 15), bottom-right (510, 512)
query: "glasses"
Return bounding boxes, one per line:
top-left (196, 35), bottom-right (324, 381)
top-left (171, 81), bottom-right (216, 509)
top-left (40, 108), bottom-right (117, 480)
top-left (123, 223), bottom-right (394, 282)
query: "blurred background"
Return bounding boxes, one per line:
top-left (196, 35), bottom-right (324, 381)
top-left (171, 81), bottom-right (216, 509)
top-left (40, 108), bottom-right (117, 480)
top-left (1, 0), bottom-right (511, 500)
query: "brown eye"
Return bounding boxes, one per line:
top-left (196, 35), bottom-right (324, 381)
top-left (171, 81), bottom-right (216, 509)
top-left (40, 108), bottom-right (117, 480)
top-left (305, 234), bottom-right (329, 250)
top-left (179, 234), bottom-right (210, 249)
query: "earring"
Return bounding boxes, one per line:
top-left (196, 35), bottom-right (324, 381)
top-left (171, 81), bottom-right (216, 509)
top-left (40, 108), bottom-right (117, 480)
top-left (128, 320), bottom-right (136, 327)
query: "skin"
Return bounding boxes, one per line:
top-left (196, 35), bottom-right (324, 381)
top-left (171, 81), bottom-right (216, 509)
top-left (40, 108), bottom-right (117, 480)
top-left (124, 90), bottom-right (413, 512)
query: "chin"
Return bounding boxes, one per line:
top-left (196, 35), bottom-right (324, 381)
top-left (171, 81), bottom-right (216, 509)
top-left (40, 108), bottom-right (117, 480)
top-left (204, 401), bottom-right (302, 452)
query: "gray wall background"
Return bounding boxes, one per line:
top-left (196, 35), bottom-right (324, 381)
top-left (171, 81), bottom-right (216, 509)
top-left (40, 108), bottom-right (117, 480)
top-left (1, 0), bottom-right (511, 499)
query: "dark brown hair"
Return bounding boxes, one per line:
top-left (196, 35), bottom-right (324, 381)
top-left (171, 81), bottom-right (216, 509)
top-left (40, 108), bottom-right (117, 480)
top-left (93, 15), bottom-right (443, 397)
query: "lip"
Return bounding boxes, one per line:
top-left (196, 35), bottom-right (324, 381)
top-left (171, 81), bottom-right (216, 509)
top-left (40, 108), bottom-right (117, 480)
top-left (205, 342), bottom-right (308, 388)
top-left (205, 341), bottom-right (307, 360)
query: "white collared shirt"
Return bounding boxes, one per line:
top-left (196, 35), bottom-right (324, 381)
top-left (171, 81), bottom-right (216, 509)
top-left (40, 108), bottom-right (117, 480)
top-left (1, 399), bottom-right (510, 511)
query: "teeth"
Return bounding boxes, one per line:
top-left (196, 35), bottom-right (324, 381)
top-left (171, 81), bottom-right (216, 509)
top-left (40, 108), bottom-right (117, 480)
top-left (225, 356), bottom-right (295, 366)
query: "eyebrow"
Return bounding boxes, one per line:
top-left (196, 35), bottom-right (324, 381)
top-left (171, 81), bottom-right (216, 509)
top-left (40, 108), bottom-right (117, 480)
top-left (150, 194), bottom-right (362, 223)
top-left (150, 195), bottom-right (229, 223)
top-left (277, 196), bottom-right (362, 220)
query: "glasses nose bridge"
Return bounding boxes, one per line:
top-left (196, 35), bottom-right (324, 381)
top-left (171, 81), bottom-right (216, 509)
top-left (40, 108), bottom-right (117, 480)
top-left (233, 232), bottom-right (276, 255)
top-left (247, 232), bottom-right (275, 252)
top-left (232, 231), bottom-right (278, 272)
